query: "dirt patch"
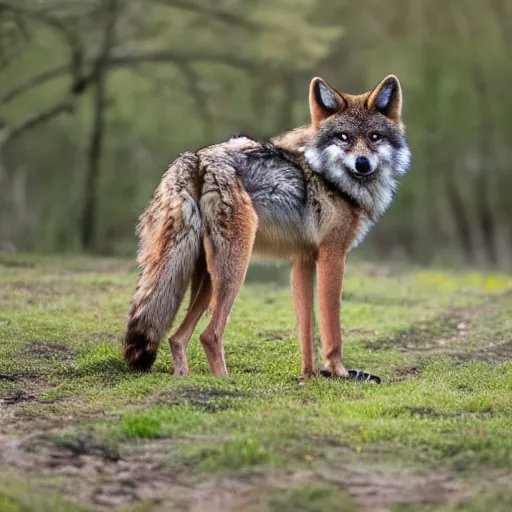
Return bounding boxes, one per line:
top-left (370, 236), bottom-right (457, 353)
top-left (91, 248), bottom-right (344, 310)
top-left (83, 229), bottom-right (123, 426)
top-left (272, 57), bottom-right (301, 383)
top-left (4, 400), bottom-right (121, 438)
top-left (0, 372), bottom-right (56, 434)
top-left (0, 373), bottom-right (18, 381)
top-left (0, 342), bottom-right (74, 423)
top-left (1, 435), bottom-right (281, 511)
top-left (171, 475), bottom-right (272, 512)
top-left (390, 366), bottom-right (420, 383)
top-left (172, 467), bottom-right (474, 512)
top-left (154, 387), bottom-right (244, 412)
top-left (0, 390), bottom-right (36, 406)
top-left (458, 340), bottom-right (512, 364)
top-left (369, 291), bottom-right (512, 366)
top-left (0, 381), bottom-right (114, 436)
top-left (87, 331), bottom-right (118, 343)
top-left (368, 313), bottom-right (466, 352)
top-left (324, 467), bottom-right (472, 510)
top-left (0, 435), bottom-right (180, 510)
top-left (0, 434), bottom-right (485, 512)
top-left (26, 434), bottom-right (121, 462)
top-left (21, 341), bottom-right (74, 362)
top-left (257, 329), bottom-right (296, 342)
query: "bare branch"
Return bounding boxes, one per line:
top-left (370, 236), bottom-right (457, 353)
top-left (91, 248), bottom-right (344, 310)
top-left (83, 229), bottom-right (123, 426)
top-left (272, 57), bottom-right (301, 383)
top-left (81, 0), bottom-right (119, 250)
top-left (0, 0), bottom-right (87, 110)
top-left (0, 1), bottom-right (84, 70)
top-left (0, 1), bottom-right (255, 156)
top-left (0, 0), bottom-right (120, 150)
top-left (91, 0), bottom-right (118, 77)
top-left (107, 50), bottom-right (256, 70)
top-left (1, 65), bottom-right (69, 105)
top-left (1, 51), bottom-right (258, 106)
top-left (0, 98), bottom-right (73, 148)
top-left (0, 61), bottom-right (105, 153)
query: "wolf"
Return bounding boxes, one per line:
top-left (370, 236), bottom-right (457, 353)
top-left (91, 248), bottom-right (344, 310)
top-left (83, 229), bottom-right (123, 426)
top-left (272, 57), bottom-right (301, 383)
top-left (123, 75), bottom-right (411, 381)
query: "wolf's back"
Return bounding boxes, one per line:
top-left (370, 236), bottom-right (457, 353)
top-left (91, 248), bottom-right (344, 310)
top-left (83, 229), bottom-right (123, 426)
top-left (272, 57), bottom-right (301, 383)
top-left (124, 151), bottom-right (202, 371)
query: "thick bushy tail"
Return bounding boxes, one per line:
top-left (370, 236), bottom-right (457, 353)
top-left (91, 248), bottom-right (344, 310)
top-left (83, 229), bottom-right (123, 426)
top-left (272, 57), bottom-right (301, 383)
top-left (124, 152), bottom-right (202, 371)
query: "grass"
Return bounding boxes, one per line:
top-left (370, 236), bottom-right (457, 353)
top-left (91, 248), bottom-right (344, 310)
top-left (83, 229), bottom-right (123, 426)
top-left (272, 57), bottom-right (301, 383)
top-left (0, 253), bottom-right (512, 511)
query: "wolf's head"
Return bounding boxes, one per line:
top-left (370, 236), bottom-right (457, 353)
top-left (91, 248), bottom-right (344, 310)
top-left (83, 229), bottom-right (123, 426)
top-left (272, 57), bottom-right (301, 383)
top-left (304, 75), bottom-right (411, 220)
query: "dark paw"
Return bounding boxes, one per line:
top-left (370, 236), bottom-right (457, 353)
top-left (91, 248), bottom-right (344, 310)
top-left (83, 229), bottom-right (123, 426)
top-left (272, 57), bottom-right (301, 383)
top-left (348, 368), bottom-right (382, 384)
top-left (319, 366), bottom-right (381, 384)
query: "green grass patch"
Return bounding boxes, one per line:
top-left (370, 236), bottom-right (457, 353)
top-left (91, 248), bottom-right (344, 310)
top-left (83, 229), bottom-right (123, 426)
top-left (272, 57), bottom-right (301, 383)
top-left (1, 255), bottom-right (511, 510)
top-left (0, 475), bottom-right (90, 512)
top-left (265, 483), bottom-right (356, 512)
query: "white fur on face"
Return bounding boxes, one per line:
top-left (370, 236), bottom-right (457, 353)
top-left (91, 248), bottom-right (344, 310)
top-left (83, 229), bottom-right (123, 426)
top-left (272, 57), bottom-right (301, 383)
top-left (304, 139), bottom-right (408, 223)
top-left (304, 146), bottom-right (324, 172)
top-left (314, 143), bottom-right (391, 176)
top-left (395, 145), bottom-right (411, 176)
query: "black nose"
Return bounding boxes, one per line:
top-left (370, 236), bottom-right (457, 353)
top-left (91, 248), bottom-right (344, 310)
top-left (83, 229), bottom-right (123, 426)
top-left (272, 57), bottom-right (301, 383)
top-left (355, 156), bottom-right (372, 175)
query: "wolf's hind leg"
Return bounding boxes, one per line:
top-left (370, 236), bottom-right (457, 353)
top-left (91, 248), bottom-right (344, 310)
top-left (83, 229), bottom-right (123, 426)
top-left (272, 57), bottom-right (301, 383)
top-left (169, 256), bottom-right (211, 376)
top-left (198, 174), bottom-right (257, 378)
top-left (188, 250), bottom-right (207, 309)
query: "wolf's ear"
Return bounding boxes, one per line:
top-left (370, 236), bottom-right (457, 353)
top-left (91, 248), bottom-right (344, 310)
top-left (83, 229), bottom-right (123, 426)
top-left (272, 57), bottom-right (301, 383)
top-left (367, 75), bottom-right (402, 123)
top-left (309, 77), bottom-right (345, 127)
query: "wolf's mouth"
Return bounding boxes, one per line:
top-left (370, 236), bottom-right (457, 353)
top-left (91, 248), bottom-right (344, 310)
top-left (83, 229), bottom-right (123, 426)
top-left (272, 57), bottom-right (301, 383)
top-left (347, 166), bottom-right (377, 180)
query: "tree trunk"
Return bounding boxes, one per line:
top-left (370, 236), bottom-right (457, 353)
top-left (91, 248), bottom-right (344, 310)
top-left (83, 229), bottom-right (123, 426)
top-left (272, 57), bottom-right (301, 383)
top-left (473, 72), bottom-right (499, 266)
top-left (81, 73), bottom-right (107, 251)
top-left (446, 172), bottom-right (475, 265)
top-left (79, 0), bottom-right (117, 251)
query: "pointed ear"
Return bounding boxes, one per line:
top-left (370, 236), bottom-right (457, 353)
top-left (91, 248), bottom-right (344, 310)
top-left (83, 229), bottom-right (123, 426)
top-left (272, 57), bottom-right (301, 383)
top-left (309, 77), bottom-right (345, 127)
top-left (367, 75), bottom-right (402, 123)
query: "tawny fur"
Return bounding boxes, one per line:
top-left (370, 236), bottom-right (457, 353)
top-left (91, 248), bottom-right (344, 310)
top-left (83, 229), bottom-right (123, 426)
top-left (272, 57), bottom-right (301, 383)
top-left (124, 75), bottom-right (411, 378)
top-left (124, 152), bottom-right (202, 370)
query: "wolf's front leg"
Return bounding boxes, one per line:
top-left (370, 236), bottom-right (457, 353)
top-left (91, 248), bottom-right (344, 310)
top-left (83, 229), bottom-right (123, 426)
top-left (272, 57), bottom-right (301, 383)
top-left (292, 256), bottom-right (316, 377)
top-left (316, 243), bottom-right (349, 378)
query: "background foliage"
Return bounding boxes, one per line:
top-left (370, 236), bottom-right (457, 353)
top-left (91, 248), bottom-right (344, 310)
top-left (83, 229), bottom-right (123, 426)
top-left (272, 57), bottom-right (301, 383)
top-left (1, 0), bottom-right (511, 266)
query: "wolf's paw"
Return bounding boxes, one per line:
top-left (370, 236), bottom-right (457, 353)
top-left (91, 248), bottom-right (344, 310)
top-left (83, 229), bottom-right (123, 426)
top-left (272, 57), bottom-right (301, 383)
top-left (348, 368), bottom-right (381, 384)
top-left (319, 366), bottom-right (381, 384)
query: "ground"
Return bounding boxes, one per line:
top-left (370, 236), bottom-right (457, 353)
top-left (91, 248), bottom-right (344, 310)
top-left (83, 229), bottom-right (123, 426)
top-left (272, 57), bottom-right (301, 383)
top-left (0, 253), bottom-right (511, 512)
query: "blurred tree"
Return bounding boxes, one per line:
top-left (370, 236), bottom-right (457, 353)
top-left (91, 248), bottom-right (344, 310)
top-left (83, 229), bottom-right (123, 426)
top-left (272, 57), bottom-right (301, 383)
top-left (0, 0), bottom-right (510, 267)
top-left (0, 0), bottom-right (337, 251)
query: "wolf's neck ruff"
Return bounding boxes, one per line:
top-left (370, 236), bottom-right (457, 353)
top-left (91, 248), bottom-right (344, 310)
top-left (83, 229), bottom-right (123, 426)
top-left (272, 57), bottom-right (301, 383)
top-left (304, 143), bottom-right (401, 223)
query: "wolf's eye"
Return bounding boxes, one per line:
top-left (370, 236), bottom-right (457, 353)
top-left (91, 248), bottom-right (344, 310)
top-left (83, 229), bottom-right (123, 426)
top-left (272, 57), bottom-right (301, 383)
top-left (370, 132), bottom-right (382, 142)
top-left (340, 133), bottom-right (350, 142)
